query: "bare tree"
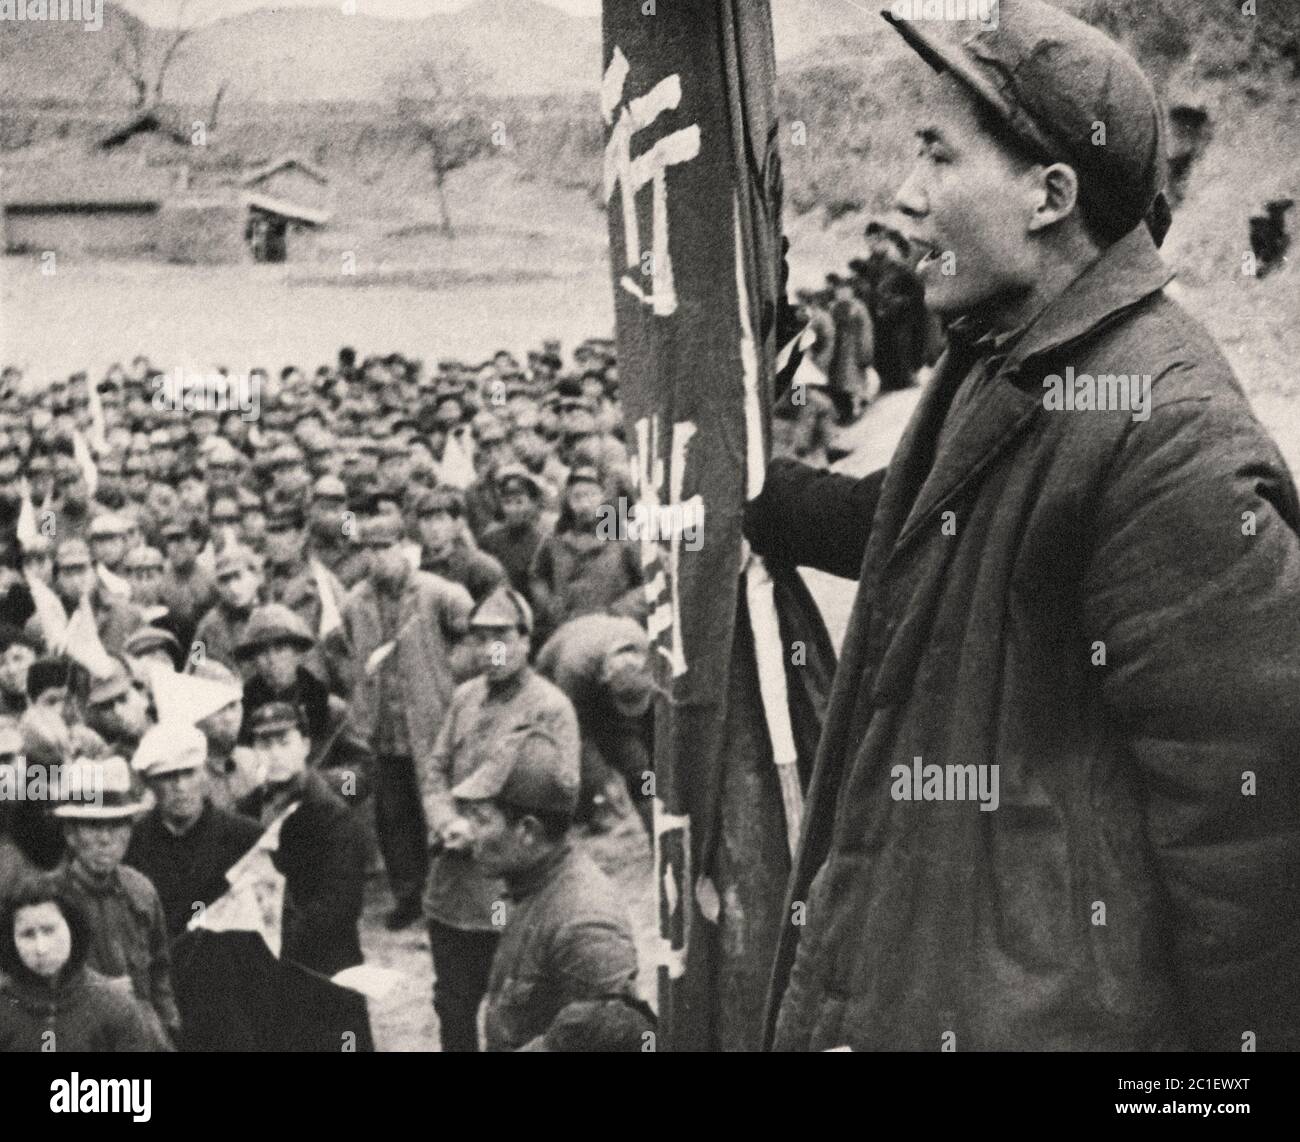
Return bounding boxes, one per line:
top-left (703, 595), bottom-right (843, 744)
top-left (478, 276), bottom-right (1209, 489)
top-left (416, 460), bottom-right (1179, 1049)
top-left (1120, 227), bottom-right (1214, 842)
top-left (393, 54), bottom-right (493, 237)
top-left (109, 0), bottom-right (196, 111)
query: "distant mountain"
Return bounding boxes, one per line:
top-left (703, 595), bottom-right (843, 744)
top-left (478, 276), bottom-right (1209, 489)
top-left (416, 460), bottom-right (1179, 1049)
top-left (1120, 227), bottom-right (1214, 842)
top-left (0, 0), bottom-right (894, 107)
top-left (0, 0), bottom-right (602, 104)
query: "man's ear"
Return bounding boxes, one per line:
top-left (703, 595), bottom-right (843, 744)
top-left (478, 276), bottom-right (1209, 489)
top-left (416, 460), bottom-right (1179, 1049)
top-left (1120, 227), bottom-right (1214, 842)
top-left (1028, 163), bottom-right (1081, 233)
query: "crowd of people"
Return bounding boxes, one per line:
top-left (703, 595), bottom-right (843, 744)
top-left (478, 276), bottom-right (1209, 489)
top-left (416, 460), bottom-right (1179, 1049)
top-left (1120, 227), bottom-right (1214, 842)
top-left (0, 220), bottom-right (935, 1053)
top-left (0, 336), bottom-right (665, 1052)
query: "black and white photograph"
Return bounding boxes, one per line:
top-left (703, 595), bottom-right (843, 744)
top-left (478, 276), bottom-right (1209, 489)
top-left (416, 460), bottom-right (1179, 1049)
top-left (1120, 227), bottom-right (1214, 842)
top-left (0, 0), bottom-right (1296, 1121)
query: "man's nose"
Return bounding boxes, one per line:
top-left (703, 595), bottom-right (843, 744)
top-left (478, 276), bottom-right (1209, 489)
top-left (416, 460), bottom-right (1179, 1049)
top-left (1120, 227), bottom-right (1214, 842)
top-left (892, 163), bottom-right (928, 221)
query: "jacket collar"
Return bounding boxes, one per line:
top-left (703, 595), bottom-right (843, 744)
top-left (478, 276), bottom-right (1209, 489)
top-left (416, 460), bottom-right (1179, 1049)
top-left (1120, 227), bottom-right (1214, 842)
top-left (880, 226), bottom-right (1172, 563)
top-left (504, 841), bottom-right (572, 901)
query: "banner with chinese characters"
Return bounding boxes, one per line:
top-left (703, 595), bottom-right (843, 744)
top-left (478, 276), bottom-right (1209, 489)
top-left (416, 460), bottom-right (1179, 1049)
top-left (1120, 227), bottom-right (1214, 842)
top-left (603, 0), bottom-right (832, 1050)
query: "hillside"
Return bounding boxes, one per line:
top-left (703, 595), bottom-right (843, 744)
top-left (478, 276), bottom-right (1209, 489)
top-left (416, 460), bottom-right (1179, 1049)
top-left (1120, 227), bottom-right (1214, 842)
top-left (0, 0), bottom-right (602, 103)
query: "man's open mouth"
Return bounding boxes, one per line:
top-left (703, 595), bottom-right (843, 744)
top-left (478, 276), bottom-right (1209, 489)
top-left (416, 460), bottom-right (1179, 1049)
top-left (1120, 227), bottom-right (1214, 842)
top-left (909, 238), bottom-right (941, 271)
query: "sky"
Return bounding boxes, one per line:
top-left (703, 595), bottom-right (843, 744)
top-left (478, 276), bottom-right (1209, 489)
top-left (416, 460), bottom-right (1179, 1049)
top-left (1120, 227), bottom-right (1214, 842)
top-left (119, 0), bottom-right (601, 23)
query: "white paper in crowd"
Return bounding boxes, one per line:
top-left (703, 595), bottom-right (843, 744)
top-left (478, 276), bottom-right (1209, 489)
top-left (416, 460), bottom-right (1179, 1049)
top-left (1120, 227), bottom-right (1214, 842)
top-left (437, 431), bottom-right (476, 489)
top-left (310, 557), bottom-right (344, 637)
top-left (330, 965), bottom-right (405, 1001)
top-left (191, 803), bottom-right (300, 958)
top-left (16, 479), bottom-right (40, 548)
top-left (149, 662), bottom-right (242, 725)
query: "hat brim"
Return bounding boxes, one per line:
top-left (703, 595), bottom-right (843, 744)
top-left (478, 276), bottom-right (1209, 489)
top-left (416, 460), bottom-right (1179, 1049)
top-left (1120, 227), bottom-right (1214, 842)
top-left (53, 799), bottom-right (149, 820)
top-left (235, 633), bottom-right (316, 660)
top-left (881, 10), bottom-right (1059, 162)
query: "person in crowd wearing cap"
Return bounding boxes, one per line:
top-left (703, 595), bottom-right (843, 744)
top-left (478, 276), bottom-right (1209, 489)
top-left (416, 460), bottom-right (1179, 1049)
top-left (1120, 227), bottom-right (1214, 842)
top-left (55, 755), bottom-right (180, 1045)
top-left (528, 466), bottom-right (645, 648)
top-left (187, 659), bottom-right (261, 815)
top-left (535, 614), bottom-right (655, 836)
top-left (123, 626), bottom-right (182, 691)
top-left (121, 545), bottom-right (173, 636)
top-left (306, 475), bottom-right (370, 590)
top-left (463, 417), bottom-right (514, 541)
top-left (236, 604), bottom-right (372, 800)
top-left (0, 876), bottom-right (171, 1051)
top-left (158, 517), bottom-right (218, 654)
top-left (18, 533), bottom-right (55, 593)
top-left (236, 490), bottom-right (268, 556)
top-left (261, 498), bottom-right (350, 695)
top-left (745, 0), bottom-right (1300, 1052)
top-left (824, 278), bottom-right (875, 424)
top-left (82, 659), bottom-right (151, 759)
top-left (42, 538), bottom-right (145, 658)
top-left (478, 465), bottom-right (552, 602)
top-left (192, 545), bottom-right (263, 678)
top-left (238, 702), bottom-right (370, 989)
top-left (126, 722), bottom-right (262, 939)
top-left (507, 416), bottom-right (568, 516)
top-left (420, 585), bottom-right (579, 1051)
top-left (341, 511), bottom-right (475, 929)
top-left (454, 726), bottom-right (646, 1052)
top-left (87, 513), bottom-right (135, 599)
top-left (0, 624), bottom-right (40, 716)
top-left (850, 220), bottom-right (939, 393)
top-left (413, 487), bottom-right (507, 605)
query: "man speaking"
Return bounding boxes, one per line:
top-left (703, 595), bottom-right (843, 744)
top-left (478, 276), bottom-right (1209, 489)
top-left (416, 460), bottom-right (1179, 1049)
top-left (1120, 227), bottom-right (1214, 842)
top-left (746, 0), bottom-right (1300, 1051)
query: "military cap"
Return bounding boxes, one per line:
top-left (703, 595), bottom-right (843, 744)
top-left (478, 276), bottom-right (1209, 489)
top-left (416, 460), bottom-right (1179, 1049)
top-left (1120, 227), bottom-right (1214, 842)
top-left (132, 721), bottom-right (207, 779)
top-left (494, 463), bottom-right (544, 499)
top-left (202, 438), bottom-right (243, 466)
top-left (88, 513), bottom-right (131, 540)
top-left (25, 453), bottom-right (54, 474)
top-left (264, 499), bottom-right (306, 532)
top-left (51, 754), bottom-right (151, 820)
top-left (236, 488), bottom-right (263, 512)
top-left (412, 486), bottom-right (465, 519)
top-left (882, 0), bottom-right (1166, 237)
top-left (123, 545), bottom-right (165, 573)
top-left (312, 474), bottom-right (348, 501)
top-left (469, 586), bottom-right (533, 635)
top-left (213, 545), bottom-right (259, 578)
top-left (53, 538), bottom-right (92, 570)
top-left (267, 442), bottom-right (303, 468)
top-left (247, 700), bottom-right (306, 739)
top-left (124, 625), bottom-right (180, 660)
top-left (566, 465), bottom-right (604, 490)
top-left (357, 513), bottom-right (405, 546)
top-left (87, 662), bottom-right (134, 707)
top-left (475, 417), bottom-right (510, 446)
top-left (451, 727), bottom-right (578, 817)
top-left (159, 516), bottom-right (192, 541)
top-left (236, 604), bottom-right (316, 659)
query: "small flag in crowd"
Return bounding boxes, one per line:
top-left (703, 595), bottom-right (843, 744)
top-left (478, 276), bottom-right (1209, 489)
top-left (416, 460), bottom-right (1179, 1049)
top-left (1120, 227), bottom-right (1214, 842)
top-left (191, 803), bottom-right (300, 958)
